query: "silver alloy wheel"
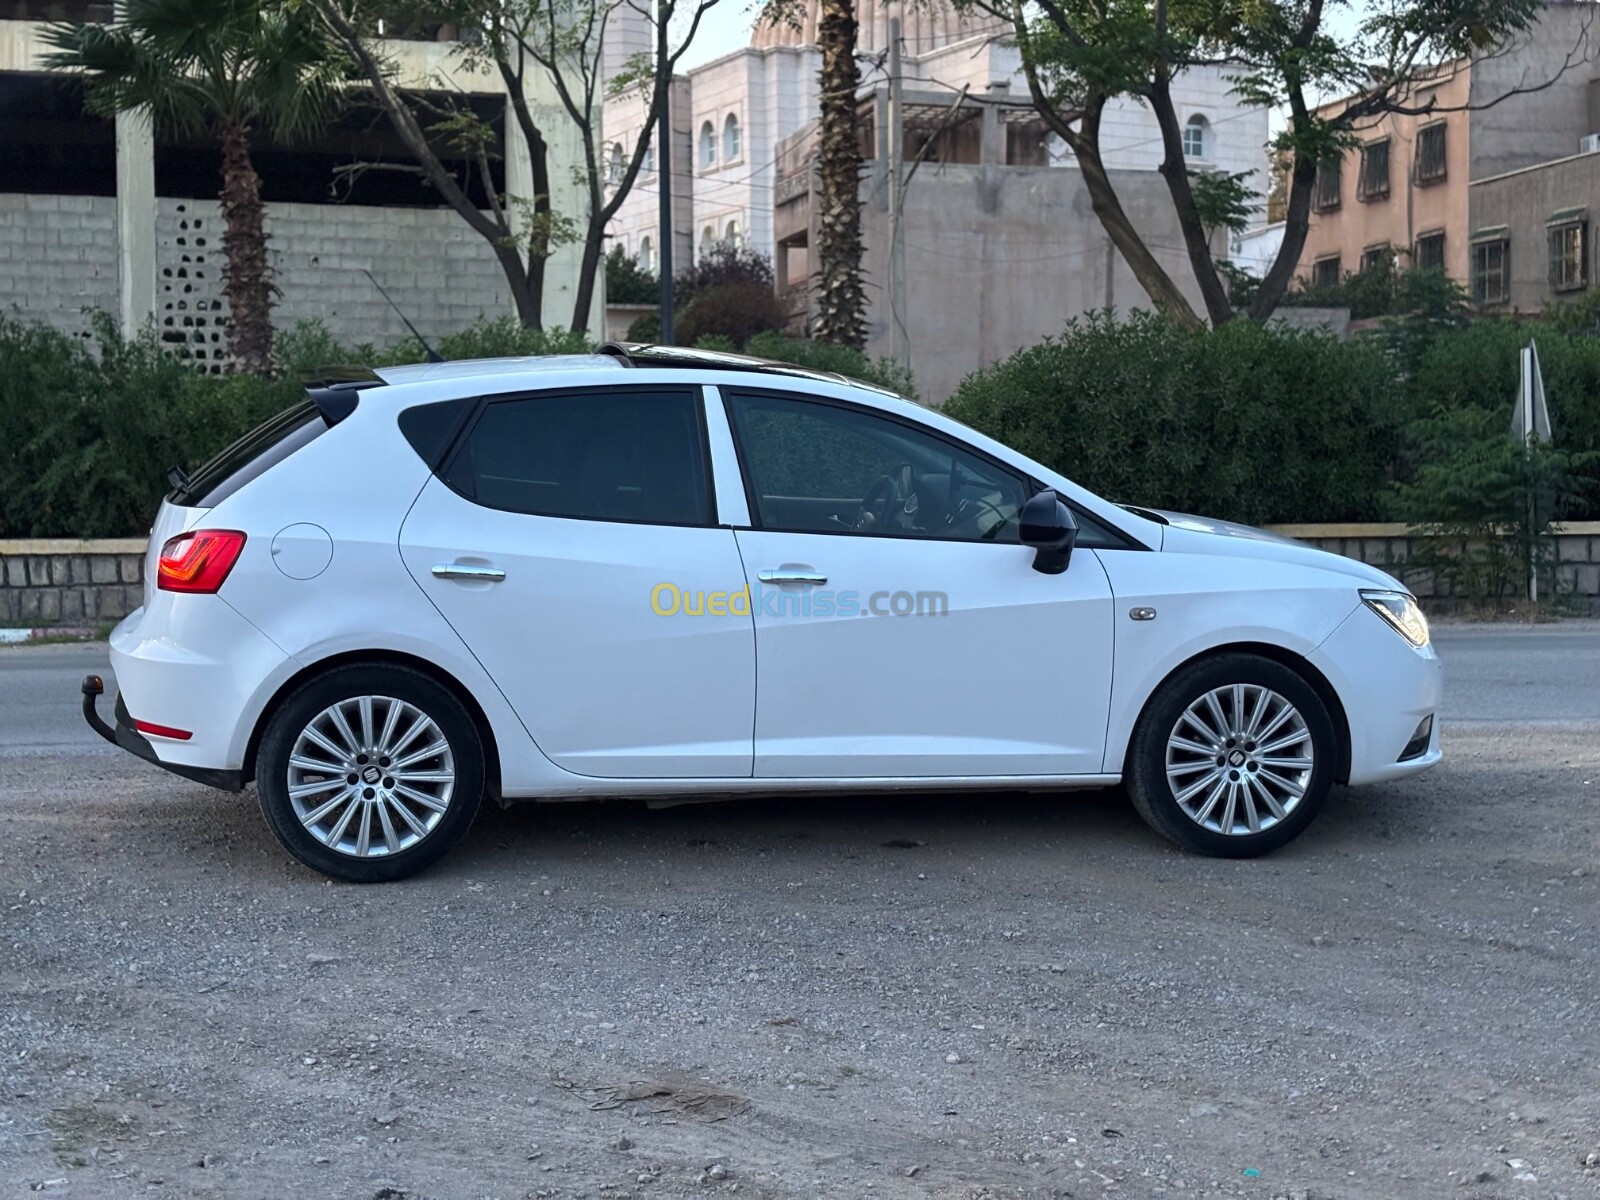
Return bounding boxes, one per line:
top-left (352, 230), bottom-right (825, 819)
top-left (1164, 683), bottom-right (1314, 836)
top-left (286, 695), bottom-right (455, 858)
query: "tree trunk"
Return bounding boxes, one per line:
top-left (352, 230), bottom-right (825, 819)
top-left (1247, 150), bottom-right (1319, 322)
top-left (569, 231), bottom-right (603, 336)
top-left (1149, 76), bottom-right (1234, 326)
top-left (217, 121), bottom-right (274, 375)
top-left (814, 0), bottom-right (867, 349)
top-left (1071, 109), bottom-right (1204, 331)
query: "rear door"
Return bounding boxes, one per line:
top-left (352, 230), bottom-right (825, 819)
top-left (399, 386), bottom-right (755, 779)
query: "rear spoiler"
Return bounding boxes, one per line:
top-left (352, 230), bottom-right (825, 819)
top-left (301, 365), bottom-right (384, 427)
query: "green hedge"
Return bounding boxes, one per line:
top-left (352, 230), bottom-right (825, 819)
top-left (945, 311), bottom-right (1600, 525)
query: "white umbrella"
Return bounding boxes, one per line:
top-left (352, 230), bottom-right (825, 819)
top-left (1510, 339), bottom-right (1552, 601)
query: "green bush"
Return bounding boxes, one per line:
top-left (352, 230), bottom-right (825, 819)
top-left (745, 331), bottom-right (918, 400)
top-left (944, 311), bottom-right (1405, 524)
top-left (604, 244), bottom-right (659, 305)
top-left (1, 314), bottom-right (595, 539)
top-left (676, 280), bottom-right (789, 350)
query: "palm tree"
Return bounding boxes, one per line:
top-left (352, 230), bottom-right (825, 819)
top-left (44, 0), bottom-right (344, 375)
top-left (814, 0), bottom-right (866, 349)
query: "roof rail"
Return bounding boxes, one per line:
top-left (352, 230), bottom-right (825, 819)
top-left (593, 341), bottom-right (899, 395)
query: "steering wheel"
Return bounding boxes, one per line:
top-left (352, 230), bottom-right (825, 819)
top-left (854, 464), bottom-right (919, 532)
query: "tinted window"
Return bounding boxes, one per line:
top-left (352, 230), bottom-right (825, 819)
top-left (176, 400), bottom-right (327, 508)
top-left (728, 393), bottom-right (1028, 542)
top-left (444, 390), bottom-right (711, 525)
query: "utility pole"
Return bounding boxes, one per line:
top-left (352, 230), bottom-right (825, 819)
top-left (886, 17), bottom-right (905, 366)
top-left (657, 89), bottom-right (674, 345)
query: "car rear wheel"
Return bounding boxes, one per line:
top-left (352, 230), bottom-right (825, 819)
top-left (1126, 653), bottom-right (1336, 858)
top-left (256, 664), bottom-right (485, 882)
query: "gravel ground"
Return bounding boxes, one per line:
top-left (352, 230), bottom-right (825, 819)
top-left (3, 653), bottom-right (1599, 1199)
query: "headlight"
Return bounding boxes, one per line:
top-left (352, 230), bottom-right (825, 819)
top-left (1360, 589), bottom-right (1430, 648)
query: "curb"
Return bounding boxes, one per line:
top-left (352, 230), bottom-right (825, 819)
top-left (0, 627), bottom-right (98, 645)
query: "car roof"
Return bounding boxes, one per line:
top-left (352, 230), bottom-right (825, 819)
top-left (351, 343), bottom-right (902, 398)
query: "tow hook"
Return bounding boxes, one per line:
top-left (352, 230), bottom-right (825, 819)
top-left (82, 674), bottom-right (117, 745)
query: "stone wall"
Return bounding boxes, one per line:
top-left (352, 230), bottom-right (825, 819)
top-left (3, 526), bottom-right (1598, 631)
top-left (0, 194), bottom-right (119, 340)
top-left (1269, 523), bottom-right (1600, 614)
top-left (0, 540), bottom-right (146, 629)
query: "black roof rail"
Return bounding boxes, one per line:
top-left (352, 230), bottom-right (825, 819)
top-left (593, 341), bottom-right (900, 396)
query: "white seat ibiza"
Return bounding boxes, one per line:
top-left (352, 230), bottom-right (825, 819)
top-left (83, 345), bottom-right (1441, 882)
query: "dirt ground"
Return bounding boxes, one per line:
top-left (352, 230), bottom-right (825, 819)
top-left (2, 721), bottom-right (1599, 1199)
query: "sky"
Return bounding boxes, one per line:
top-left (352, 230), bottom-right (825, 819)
top-left (676, 7), bottom-right (759, 69)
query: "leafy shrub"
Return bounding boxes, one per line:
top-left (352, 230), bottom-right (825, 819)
top-left (604, 244), bottom-right (659, 304)
top-left (673, 244), bottom-right (775, 310)
top-left (745, 331), bottom-right (917, 399)
top-left (676, 280), bottom-right (789, 350)
top-left (624, 311), bottom-right (661, 343)
top-left (944, 311), bottom-right (1405, 524)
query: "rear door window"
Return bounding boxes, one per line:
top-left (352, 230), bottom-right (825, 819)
top-left (442, 389), bottom-right (713, 526)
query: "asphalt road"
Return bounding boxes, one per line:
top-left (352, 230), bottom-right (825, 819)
top-left (2, 625), bottom-right (1598, 1200)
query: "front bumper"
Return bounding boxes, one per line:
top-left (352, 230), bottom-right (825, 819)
top-left (81, 674), bottom-right (244, 792)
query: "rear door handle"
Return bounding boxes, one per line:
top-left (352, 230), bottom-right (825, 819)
top-left (757, 566), bottom-right (827, 586)
top-left (431, 563), bottom-right (506, 581)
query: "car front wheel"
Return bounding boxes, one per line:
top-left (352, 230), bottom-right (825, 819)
top-left (256, 664), bottom-right (486, 882)
top-left (1126, 653), bottom-right (1336, 858)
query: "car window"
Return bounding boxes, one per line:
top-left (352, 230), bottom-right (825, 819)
top-left (443, 389), bottom-right (712, 526)
top-left (727, 392), bottom-right (1028, 543)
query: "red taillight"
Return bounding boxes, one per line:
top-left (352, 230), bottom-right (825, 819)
top-left (157, 529), bottom-right (247, 594)
top-left (133, 718), bottom-right (192, 741)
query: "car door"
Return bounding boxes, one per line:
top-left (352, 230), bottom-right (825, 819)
top-left (399, 386), bottom-right (754, 779)
top-left (720, 388), bottom-right (1116, 779)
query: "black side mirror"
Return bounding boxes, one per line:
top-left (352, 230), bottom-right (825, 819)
top-left (1018, 489), bottom-right (1078, 575)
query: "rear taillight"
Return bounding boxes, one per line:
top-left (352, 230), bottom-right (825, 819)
top-left (157, 529), bottom-right (247, 594)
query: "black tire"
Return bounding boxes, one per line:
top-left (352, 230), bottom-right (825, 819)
top-left (256, 663), bottom-right (486, 882)
top-left (1125, 652), bottom-right (1337, 858)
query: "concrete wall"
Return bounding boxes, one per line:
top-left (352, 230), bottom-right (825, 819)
top-left (859, 162), bottom-right (1213, 404)
top-left (1470, 149), bottom-right (1600, 311)
top-left (0, 193), bottom-right (118, 338)
top-left (1469, 3), bottom-right (1600, 182)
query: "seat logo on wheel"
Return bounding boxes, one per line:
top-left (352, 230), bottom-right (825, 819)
top-left (361, 765), bottom-right (382, 785)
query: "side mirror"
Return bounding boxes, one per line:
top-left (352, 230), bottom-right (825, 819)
top-left (1018, 489), bottom-right (1078, 575)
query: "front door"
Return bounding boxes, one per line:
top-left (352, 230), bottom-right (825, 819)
top-left (722, 390), bottom-right (1115, 778)
top-left (400, 387), bottom-right (754, 779)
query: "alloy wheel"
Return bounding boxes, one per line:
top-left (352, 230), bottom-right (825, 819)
top-left (1164, 683), bottom-right (1314, 836)
top-left (286, 695), bottom-right (455, 858)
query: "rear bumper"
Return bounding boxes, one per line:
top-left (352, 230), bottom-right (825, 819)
top-left (81, 675), bottom-right (244, 792)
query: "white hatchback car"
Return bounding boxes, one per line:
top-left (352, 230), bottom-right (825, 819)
top-left (83, 345), bottom-right (1442, 882)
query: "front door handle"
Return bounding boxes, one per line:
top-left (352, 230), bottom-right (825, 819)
top-left (757, 566), bottom-right (827, 586)
top-left (432, 563), bottom-right (506, 582)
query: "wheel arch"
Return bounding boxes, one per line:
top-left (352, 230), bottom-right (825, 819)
top-left (243, 649), bottom-right (503, 796)
top-left (1120, 641), bottom-right (1352, 784)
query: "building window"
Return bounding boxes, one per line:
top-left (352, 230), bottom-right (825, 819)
top-left (723, 113), bottom-right (742, 161)
top-left (724, 218), bottom-right (742, 250)
top-left (1313, 156), bottom-right (1341, 212)
top-left (1471, 236), bottom-right (1509, 304)
top-left (701, 224), bottom-right (716, 259)
top-left (606, 141), bottom-right (625, 185)
top-left (1182, 114), bottom-right (1209, 159)
top-left (1361, 244), bottom-right (1390, 272)
top-left (642, 138), bottom-right (655, 173)
top-left (1416, 123), bottom-right (1447, 185)
top-left (1548, 218), bottom-right (1587, 291)
top-left (1414, 230), bottom-right (1445, 270)
top-left (699, 120), bottom-right (716, 168)
top-left (639, 235), bottom-right (654, 274)
top-left (1357, 138), bottom-right (1390, 201)
top-left (1311, 255), bottom-right (1341, 289)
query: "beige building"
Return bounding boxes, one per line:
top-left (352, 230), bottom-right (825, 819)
top-left (1296, 1), bottom-right (1600, 304)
